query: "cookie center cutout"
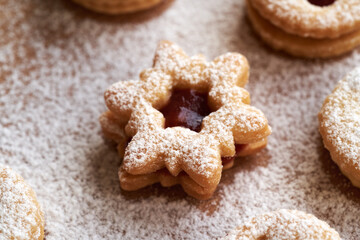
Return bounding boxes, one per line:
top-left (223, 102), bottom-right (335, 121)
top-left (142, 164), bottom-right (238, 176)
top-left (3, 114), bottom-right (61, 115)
top-left (307, 0), bottom-right (336, 7)
top-left (160, 89), bottom-right (211, 132)
top-left (160, 88), bottom-right (247, 165)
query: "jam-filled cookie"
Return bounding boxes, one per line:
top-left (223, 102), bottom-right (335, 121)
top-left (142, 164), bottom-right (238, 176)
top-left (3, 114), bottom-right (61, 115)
top-left (72, 0), bottom-right (163, 14)
top-left (0, 165), bottom-right (44, 240)
top-left (100, 41), bottom-right (271, 199)
top-left (319, 67), bottom-right (360, 187)
top-left (222, 209), bottom-right (341, 240)
top-left (247, 0), bottom-right (360, 58)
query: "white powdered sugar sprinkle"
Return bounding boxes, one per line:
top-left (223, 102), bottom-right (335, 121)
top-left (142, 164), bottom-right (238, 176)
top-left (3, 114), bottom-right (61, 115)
top-left (345, 67), bottom-right (360, 91)
top-left (320, 67), bottom-right (360, 166)
top-left (252, 0), bottom-right (360, 36)
top-left (223, 209), bottom-right (340, 240)
top-left (0, 165), bottom-right (42, 239)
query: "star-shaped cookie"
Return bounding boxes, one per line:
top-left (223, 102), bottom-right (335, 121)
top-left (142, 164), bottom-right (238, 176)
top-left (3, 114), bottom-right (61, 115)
top-left (100, 41), bottom-right (271, 199)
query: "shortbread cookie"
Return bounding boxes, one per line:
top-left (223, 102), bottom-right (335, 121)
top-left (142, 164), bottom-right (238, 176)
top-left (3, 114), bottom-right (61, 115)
top-left (0, 165), bottom-right (45, 240)
top-left (100, 41), bottom-right (271, 199)
top-left (319, 67), bottom-right (360, 187)
top-left (247, 0), bottom-right (360, 58)
top-left (117, 139), bottom-right (267, 200)
top-left (72, 0), bottom-right (163, 14)
top-left (222, 209), bottom-right (341, 240)
top-left (250, 0), bottom-right (360, 39)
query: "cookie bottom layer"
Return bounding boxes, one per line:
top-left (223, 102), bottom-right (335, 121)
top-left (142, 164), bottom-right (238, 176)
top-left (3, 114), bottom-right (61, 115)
top-left (119, 138), bottom-right (267, 200)
top-left (246, 0), bottom-right (360, 58)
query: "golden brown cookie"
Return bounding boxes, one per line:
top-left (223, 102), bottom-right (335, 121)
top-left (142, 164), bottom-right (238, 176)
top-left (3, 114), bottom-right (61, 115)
top-left (247, 0), bottom-right (360, 58)
top-left (72, 0), bottom-right (163, 14)
top-left (222, 209), bottom-right (341, 240)
top-left (319, 67), bottom-right (360, 188)
top-left (0, 165), bottom-right (45, 240)
top-left (100, 41), bottom-right (271, 199)
top-left (250, 0), bottom-right (360, 39)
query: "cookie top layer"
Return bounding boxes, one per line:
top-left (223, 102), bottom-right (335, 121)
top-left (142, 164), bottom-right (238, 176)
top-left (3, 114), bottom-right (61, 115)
top-left (246, 0), bottom-right (360, 58)
top-left (319, 68), bottom-right (360, 177)
top-left (223, 209), bottom-right (341, 240)
top-left (251, 0), bottom-right (360, 38)
top-left (104, 41), bottom-right (271, 189)
top-left (0, 165), bottom-right (44, 240)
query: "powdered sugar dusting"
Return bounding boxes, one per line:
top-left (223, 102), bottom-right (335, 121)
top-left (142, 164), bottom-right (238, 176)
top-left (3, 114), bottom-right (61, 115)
top-left (345, 67), bottom-right (360, 91)
top-left (2, 0), bottom-right (360, 239)
top-left (123, 126), bottom-right (221, 181)
top-left (223, 209), bottom-right (340, 239)
top-left (0, 165), bottom-right (43, 239)
top-left (319, 67), bottom-right (360, 167)
top-left (251, 0), bottom-right (360, 38)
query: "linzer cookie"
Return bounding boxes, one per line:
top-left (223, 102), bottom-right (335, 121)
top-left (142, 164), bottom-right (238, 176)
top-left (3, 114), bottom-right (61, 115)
top-left (319, 67), bottom-right (360, 188)
top-left (72, 0), bottom-right (163, 14)
top-left (100, 41), bottom-right (271, 199)
top-left (247, 0), bottom-right (360, 58)
top-left (222, 209), bottom-right (341, 239)
top-left (0, 165), bottom-right (45, 240)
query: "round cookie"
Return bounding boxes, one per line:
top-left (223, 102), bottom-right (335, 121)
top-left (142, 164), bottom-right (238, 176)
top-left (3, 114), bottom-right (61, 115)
top-left (0, 165), bottom-right (44, 240)
top-left (72, 0), bottom-right (163, 14)
top-left (250, 0), bottom-right (360, 39)
top-left (222, 209), bottom-right (341, 240)
top-left (246, 1), bottom-right (360, 58)
top-left (319, 67), bottom-right (360, 187)
top-left (246, 0), bottom-right (360, 58)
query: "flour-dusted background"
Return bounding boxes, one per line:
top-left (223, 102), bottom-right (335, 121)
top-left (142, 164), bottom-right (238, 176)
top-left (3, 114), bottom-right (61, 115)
top-left (1, 0), bottom-right (360, 239)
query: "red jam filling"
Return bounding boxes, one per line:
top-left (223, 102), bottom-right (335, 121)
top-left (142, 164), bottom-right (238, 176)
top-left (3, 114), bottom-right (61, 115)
top-left (308, 0), bottom-right (335, 6)
top-left (160, 89), bottom-right (211, 133)
top-left (160, 89), bottom-right (246, 166)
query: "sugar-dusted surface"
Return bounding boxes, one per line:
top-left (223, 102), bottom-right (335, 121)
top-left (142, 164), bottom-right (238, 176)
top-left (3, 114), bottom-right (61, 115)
top-left (0, 165), bottom-right (43, 239)
top-left (251, 0), bottom-right (360, 38)
top-left (223, 209), bottom-right (340, 240)
top-left (1, 0), bottom-right (360, 239)
top-left (319, 68), bottom-right (360, 166)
